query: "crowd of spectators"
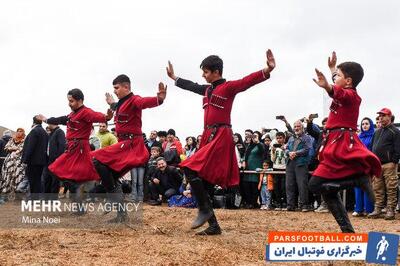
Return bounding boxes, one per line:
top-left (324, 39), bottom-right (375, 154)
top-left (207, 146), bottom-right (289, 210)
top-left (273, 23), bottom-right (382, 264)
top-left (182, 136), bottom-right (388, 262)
top-left (0, 109), bottom-right (399, 220)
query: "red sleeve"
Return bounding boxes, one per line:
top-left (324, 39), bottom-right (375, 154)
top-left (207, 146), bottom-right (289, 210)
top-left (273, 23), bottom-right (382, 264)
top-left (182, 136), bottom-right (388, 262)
top-left (329, 85), bottom-right (357, 104)
top-left (226, 70), bottom-right (269, 96)
top-left (133, 96), bottom-right (160, 110)
top-left (175, 140), bottom-right (183, 155)
top-left (83, 108), bottom-right (107, 123)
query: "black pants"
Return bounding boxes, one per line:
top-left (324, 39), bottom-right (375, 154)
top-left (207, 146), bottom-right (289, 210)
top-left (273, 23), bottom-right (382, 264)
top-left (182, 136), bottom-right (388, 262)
top-left (149, 182), bottom-right (177, 200)
top-left (242, 181), bottom-right (259, 207)
top-left (93, 159), bottom-right (122, 192)
top-left (43, 166), bottom-right (60, 199)
top-left (286, 161), bottom-right (309, 208)
top-left (272, 171), bottom-right (286, 207)
top-left (26, 164), bottom-right (45, 198)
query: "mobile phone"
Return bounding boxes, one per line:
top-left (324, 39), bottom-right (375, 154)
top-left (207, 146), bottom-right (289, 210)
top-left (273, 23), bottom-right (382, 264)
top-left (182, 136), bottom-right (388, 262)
top-left (309, 113), bottom-right (319, 119)
top-left (276, 115), bottom-right (285, 120)
top-left (273, 143), bottom-right (282, 148)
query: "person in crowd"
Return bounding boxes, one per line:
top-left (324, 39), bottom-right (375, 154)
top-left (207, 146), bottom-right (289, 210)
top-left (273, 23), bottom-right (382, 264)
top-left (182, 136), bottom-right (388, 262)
top-left (308, 52), bottom-right (381, 233)
top-left (285, 120), bottom-right (313, 212)
top-left (22, 117), bottom-right (48, 199)
top-left (306, 116), bottom-right (330, 213)
top-left (166, 49), bottom-right (275, 235)
top-left (244, 129), bottom-right (253, 150)
top-left (352, 117), bottom-right (375, 217)
top-left (92, 75), bottom-right (166, 222)
top-left (96, 122), bottom-right (118, 148)
top-left (89, 126), bottom-right (101, 151)
top-left (243, 131), bottom-right (264, 209)
top-left (184, 136), bottom-right (197, 159)
top-left (157, 131), bottom-right (167, 146)
top-left (168, 176), bottom-right (197, 208)
top-left (162, 129), bottom-right (183, 166)
top-left (196, 135), bottom-right (202, 150)
top-left (144, 146), bottom-right (162, 201)
top-left (148, 157), bottom-right (183, 205)
top-left (43, 123), bottom-right (66, 200)
top-left (0, 128), bottom-right (26, 202)
top-left (270, 131), bottom-right (287, 210)
top-left (262, 135), bottom-right (272, 163)
top-left (369, 108), bottom-right (400, 220)
top-left (0, 130), bottom-right (12, 169)
top-left (258, 161), bottom-right (273, 210)
top-left (147, 130), bottom-right (162, 151)
top-left (233, 133), bottom-right (245, 159)
top-left (375, 116), bottom-right (381, 129)
top-left (36, 88), bottom-right (113, 210)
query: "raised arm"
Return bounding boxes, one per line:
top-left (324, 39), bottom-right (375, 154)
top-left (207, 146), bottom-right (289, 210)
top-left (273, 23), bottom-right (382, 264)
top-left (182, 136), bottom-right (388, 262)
top-left (37, 114), bottom-right (68, 125)
top-left (166, 61), bottom-right (208, 96)
top-left (226, 49), bottom-right (276, 95)
top-left (134, 82), bottom-right (167, 109)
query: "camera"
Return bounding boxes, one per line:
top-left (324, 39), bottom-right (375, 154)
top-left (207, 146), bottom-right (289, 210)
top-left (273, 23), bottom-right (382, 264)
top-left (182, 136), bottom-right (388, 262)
top-left (276, 115), bottom-right (285, 120)
top-left (273, 143), bottom-right (282, 148)
top-left (309, 113), bottom-right (319, 119)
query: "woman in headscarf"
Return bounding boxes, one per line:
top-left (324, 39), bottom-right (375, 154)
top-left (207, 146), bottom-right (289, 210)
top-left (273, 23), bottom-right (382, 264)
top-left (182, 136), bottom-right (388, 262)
top-left (0, 128), bottom-right (26, 196)
top-left (352, 117), bottom-right (375, 217)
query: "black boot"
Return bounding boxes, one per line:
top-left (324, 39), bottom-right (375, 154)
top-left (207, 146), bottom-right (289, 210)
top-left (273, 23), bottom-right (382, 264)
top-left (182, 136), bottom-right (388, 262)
top-left (107, 184), bottom-right (128, 223)
top-left (323, 192), bottom-right (355, 233)
top-left (188, 177), bottom-right (214, 229)
top-left (195, 214), bottom-right (222, 235)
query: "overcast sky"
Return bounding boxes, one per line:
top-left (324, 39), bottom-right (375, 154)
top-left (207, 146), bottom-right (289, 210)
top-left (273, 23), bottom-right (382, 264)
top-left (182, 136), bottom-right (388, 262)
top-left (1, 0), bottom-right (399, 139)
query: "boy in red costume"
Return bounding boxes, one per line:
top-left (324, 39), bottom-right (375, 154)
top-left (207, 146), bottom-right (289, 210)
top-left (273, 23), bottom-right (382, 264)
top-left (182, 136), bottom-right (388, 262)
top-left (92, 74), bottom-right (167, 222)
top-left (166, 50), bottom-right (275, 235)
top-left (308, 52), bottom-right (381, 233)
top-left (37, 89), bottom-right (113, 210)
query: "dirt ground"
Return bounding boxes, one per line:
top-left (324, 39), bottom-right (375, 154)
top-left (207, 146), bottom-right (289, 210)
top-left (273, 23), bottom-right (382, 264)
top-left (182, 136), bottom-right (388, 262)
top-left (0, 203), bottom-right (399, 266)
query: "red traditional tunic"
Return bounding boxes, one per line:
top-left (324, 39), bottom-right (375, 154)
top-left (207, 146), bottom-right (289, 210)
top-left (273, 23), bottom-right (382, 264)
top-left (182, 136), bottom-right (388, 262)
top-left (91, 93), bottom-right (160, 174)
top-left (48, 106), bottom-right (107, 182)
top-left (176, 70), bottom-right (269, 187)
top-left (314, 85), bottom-right (382, 179)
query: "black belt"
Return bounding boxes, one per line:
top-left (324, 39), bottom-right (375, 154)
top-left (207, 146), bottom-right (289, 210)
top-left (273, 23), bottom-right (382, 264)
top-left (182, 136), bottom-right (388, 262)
top-left (319, 128), bottom-right (355, 155)
top-left (205, 123), bottom-right (232, 130)
top-left (117, 133), bottom-right (142, 140)
top-left (66, 138), bottom-right (86, 154)
top-left (205, 123), bottom-right (232, 142)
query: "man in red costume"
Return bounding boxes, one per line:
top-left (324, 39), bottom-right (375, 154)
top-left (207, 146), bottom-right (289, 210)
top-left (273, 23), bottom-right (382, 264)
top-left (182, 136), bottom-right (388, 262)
top-left (37, 89), bottom-right (113, 210)
top-left (166, 50), bottom-right (275, 235)
top-left (92, 74), bottom-right (167, 222)
top-left (308, 52), bottom-right (381, 233)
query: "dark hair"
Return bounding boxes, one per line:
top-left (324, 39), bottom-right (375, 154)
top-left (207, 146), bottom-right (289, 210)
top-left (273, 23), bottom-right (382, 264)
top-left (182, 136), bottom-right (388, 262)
top-left (156, 157), bottom-right (166, 163)
top-left (111, 127), bottom-right (115, 132)
top-left (200, 55), bottom-right (223, 75)
top-left (245, 129), bottom-right (254, 134)
top-left (67, 88), bottom-right (84, 101)
top-left (33, 116), bottom-right (42, 125)
top-left (391, 115), bottom-right (395, 123)
top-left (167, 129), bottom-right (176, 136)
top-left (253, 131), bottom-right (262, 140)
top-left (186, 136), bottom-right (197, 150)
top-left (151, 146), bottom-right (161, 153)
top-left (276, 132), bottom-right (285, 138)
top-left (233, 133), bottom-right (244, 145)
top-left (322, 117), bottom-right (328, 125)
top-left (157, 131), bottom-right (167, 137)
top-left (337, 62), bottom-right (364, 87)
top-left (113, 74), bottom-right (131, 85)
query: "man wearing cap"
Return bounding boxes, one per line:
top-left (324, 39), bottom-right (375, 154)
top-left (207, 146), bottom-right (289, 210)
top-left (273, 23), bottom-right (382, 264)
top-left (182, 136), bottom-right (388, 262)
top-left (369, 108), bottom-right (400, 220)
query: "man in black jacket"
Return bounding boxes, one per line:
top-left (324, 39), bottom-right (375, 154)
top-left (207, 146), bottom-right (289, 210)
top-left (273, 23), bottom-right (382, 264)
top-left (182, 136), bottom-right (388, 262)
top-left (22, 117), bottom-right (48, 198)
top-left (369, 108), bottom-right (400, 220)
top-left (0, 130), bottom-right (12, 169)
top-left (148, 157), bottom-right (183, 205)
top-left (43, 123), bottom-right (66, 199)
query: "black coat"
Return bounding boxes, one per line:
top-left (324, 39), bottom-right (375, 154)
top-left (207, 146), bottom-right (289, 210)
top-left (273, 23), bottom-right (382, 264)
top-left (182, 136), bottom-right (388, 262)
top-left (0, 135), bottom-right (12, 158)
top-left (22, 125), bottom-right (48, 166)
top-left (152, 166), bottom-right (183, 191)
top-left (48, 127), bottom-right (66, 164)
